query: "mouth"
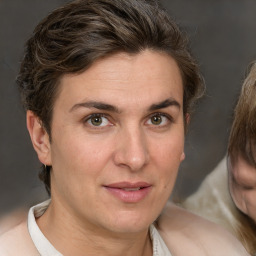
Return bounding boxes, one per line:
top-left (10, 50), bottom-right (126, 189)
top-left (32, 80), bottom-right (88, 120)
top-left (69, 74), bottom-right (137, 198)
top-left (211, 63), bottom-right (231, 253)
top-left (103, 182), bottom-right (152, 203)
top-left (122, 187), bottom-right (141, 191)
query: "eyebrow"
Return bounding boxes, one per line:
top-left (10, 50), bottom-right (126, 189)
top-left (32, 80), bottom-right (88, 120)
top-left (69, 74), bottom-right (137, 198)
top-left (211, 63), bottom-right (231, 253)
top-left (70, 97), bottom-right (181, 113)
top-left (70, 101), bottom-right (120, 113)
top-left (148, 98), bottom-right (181, 111)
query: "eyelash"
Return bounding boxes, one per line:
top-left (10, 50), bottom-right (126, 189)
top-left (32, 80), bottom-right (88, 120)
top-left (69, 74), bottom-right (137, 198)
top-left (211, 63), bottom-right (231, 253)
top-left (83, 112), bottom-right (174, 128)
top-left (146, 112), bottom-right (174, 127)
top-left (83, 113), bottom-right (112, 128)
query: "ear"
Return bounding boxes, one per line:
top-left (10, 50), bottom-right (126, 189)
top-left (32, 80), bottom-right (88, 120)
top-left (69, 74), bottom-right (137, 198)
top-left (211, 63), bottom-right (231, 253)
top-left (180, 152), bottom-right (185, 162)
top-left (26, 110), bottom-right (52, 166)
top-left (185, 113), bottom-right (190, 126)
top-left (180, 113), bottom-right (189, 162)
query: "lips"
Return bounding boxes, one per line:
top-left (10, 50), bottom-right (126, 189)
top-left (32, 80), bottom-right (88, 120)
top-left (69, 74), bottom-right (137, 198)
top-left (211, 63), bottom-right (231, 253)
top-left (103, 182), bottom-right (152, 203)
top-left (122, 187), bottom-right (141, 191)
top-left (105, 181), bottom-right (151, 189)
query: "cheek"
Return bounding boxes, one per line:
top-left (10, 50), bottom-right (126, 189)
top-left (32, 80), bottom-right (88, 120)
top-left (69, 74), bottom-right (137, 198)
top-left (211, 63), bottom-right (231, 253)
top-left (229, 182), bottom-right (256, 219)
top-left (242, 190), bottom-right (256, 218)
top-left (230, 184), bottom-right (244, 211)
top-left (50, 135), bottom-right (115, 196)
top-left (228, 165), bottom-right (256, 218)
top-left (151, 135), bottom-right (184, 185)
top-left (246, 190), bottom-right (256, 206)
top-left (152, 134), bottom-right (184, 164)
top-left (50, 138), bottom-right (113, 202)
top-left (53, 132), bottom-right (114, 167)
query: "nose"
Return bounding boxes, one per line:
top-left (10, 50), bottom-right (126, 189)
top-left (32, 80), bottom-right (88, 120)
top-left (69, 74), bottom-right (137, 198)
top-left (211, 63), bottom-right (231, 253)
top-left (113, 126), bottom-right (149, 171)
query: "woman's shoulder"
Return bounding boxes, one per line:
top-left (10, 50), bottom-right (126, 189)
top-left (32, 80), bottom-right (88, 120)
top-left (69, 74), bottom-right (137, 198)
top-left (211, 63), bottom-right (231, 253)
top-left (156, 202), bottom-right (249, 256)
top-left (0, 220), bottom-right (39, 256)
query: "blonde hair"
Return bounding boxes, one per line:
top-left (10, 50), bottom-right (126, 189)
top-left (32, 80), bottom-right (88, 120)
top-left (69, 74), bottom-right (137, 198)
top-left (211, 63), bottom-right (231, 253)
top-left (228, 62), bottom-right (256, 167)
top-left (234, 211), bottom-right (256, 255)
top-left (228, 62), bottom-right (256, 254)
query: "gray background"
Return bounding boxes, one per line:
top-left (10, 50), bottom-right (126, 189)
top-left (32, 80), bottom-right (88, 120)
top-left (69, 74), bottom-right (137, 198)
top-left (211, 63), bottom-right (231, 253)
top-left (0, 0), bottom-right (256, 216)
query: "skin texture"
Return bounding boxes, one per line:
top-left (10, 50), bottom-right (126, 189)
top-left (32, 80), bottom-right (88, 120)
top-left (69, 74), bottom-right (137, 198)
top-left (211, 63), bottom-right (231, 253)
top-left (228, 155), bottom-right (256, 222)
top-left (26, 50), bottom-right (185, 256)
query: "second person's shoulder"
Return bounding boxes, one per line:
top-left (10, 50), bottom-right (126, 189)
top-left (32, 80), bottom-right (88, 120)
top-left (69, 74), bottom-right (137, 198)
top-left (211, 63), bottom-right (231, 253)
top-left (0, 220), bottom-right (39, 256)
top-left (155, 202), bottom-right (249, 256)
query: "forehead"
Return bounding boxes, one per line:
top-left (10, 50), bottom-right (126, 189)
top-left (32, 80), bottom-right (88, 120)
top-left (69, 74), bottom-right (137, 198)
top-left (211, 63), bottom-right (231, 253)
top-left (78, 51), bottom-right (182, 81)
top-left (55, 50), bottom-right (183, 111)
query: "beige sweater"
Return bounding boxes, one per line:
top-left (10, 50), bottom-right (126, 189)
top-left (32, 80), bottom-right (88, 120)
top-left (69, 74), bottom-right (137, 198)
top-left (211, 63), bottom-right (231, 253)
top-left (183, 157), bottom-right (256, 255)
top-left (183, 157), bottom-right (239, 232)
top-left (0, 220), bottom-right (39, 256)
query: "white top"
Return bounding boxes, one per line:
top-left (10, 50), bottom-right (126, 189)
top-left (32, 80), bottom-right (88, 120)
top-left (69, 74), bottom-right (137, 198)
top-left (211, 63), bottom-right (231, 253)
top-left (28, 200), bottom-right (172, 256)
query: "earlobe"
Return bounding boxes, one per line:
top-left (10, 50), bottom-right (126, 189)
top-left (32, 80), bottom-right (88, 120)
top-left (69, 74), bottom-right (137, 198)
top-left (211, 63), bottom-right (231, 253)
top-left (185, 113), bottom-right (190, 126)
top-left (26, 110), bottom-right (52, 166)
top-left (180, 152), bottom-right (185, 162)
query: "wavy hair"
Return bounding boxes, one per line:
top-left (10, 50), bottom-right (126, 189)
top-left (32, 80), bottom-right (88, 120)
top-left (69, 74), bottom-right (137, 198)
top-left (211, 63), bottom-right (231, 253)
top-left (228, 62), bottom-right (256, 167)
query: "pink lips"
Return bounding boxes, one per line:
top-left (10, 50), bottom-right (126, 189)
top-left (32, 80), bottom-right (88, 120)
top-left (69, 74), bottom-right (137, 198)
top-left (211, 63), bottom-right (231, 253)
top-left (104, 182), bottom-right (152, 203)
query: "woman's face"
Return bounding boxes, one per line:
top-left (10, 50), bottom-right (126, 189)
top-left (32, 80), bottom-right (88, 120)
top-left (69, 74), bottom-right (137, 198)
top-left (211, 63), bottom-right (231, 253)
top-left (228, 154), bottom-right (256, 222)
top-left (43, 50), bottom-right (185, 234)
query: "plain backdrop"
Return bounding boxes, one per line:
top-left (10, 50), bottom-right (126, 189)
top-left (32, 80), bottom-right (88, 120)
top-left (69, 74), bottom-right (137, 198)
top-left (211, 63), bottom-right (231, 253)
top-left (0, 0), bottom-right (256, 216)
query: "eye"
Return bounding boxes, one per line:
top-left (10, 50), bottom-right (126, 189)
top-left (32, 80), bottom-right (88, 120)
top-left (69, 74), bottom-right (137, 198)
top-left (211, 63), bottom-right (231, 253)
top-left (146, 113), bottom-right (172, 126)
top-left (85, 114), bottom-right (112, 127)
top-left (151, 115), bottom-right (163, 125)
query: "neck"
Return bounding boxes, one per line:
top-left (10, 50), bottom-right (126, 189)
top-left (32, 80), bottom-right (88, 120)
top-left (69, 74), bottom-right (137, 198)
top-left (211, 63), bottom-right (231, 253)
top-left (36, 201), bottom-right (153, 256)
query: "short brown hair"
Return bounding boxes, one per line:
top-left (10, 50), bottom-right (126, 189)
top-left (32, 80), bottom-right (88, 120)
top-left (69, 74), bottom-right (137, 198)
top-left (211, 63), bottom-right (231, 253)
top-left (228, 62), bottom-right (256, 167)
top-left (17, 0), bottom-right (204, 194)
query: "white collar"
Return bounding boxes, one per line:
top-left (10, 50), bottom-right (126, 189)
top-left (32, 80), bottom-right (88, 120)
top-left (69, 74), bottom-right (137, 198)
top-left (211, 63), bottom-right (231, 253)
top-left (28, 200), bottom-right (172, 256)
top-left (28, 200), bottom-right (62, 256)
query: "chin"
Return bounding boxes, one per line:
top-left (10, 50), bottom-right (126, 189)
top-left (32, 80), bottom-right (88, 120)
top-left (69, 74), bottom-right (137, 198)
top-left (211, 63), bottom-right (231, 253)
top-left (109, 223), bottom-right (150, 234)
top-left (105, 211), bottom-right (156, 234)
